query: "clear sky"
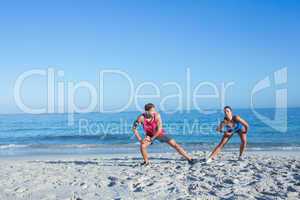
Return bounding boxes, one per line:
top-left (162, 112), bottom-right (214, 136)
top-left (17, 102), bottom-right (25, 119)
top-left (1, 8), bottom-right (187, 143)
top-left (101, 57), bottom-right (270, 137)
top-left (0, 0), bottom-right (299, 113)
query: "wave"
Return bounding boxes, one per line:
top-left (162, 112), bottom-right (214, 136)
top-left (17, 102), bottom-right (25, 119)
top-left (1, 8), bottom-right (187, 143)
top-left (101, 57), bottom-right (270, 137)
top-left (0, 144), bottom-right (29, 149)
top-left (0, 134), bottom-right (134, 141)
top-left (0, 143), bottom-right (137, 149)
top-left (1, 143), bottom-right (300, 151)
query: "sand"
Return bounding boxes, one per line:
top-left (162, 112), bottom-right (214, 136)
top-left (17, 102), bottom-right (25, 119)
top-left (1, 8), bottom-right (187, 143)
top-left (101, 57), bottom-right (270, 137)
top-left (0, 151), bottom-right (300, 200)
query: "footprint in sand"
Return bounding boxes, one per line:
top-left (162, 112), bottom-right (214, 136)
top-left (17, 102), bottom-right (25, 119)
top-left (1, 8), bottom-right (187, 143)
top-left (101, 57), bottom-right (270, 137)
top-left (14, 187), bottom-right (28, 193)
top-left (70, 193), bottom-right (83, 200)
top-left (239, 168), bottom-right (250, 173)
top-left (188, 183), bottom-right (198, 194)
top-left (294, 181), bottom-right (300, 186)
top-left (80, 182), bottom-right (88, 189)
top-left (146, 182), bottom-right (154, 187)
top-left (293, 174), bottom-right (300, 181)
top-left (168, 186), bottom-right (179, 193)
top-left (287, 186), bottom-right (297, 192)
top-left (175, 165), bottom-right (181, 170)
top-left (187, 175), bottom-right (198, 182)
top-left (133, 186), bottom-right (143, 192)
top-left (132, 182), bottom-right (145, 192)
top-left (223, 178), bottom-right (234, 185)
top-left (107, 176), bottom-right (118, 187)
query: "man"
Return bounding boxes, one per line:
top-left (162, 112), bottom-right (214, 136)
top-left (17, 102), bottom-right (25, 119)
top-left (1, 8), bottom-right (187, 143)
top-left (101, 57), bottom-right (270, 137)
top-left (132, 103), bottom-right (196, 165)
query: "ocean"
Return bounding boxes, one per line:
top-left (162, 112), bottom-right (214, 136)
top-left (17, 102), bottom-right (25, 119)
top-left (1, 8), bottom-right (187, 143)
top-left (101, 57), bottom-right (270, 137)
top-left (0, 108), bottom-right (299, 156)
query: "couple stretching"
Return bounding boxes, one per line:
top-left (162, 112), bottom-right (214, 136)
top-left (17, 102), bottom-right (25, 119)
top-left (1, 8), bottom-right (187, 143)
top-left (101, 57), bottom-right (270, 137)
top-left (132, 103), bottom-right (249, 165)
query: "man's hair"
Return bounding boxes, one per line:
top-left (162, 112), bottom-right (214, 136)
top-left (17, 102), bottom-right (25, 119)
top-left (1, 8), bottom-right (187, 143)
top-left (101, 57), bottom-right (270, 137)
top-left (144, 103), bottom-right (155, 111)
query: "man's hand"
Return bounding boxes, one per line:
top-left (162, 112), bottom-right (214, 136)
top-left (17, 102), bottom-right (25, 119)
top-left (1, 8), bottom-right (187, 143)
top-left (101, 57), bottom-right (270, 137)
top-left (142, 136), bottom-right (152, 145)
top-left (138, 138), bottom-right (143, 143)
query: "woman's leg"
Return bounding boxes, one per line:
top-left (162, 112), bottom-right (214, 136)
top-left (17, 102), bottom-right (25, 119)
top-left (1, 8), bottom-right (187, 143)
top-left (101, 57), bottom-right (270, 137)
top-left (209, 132), bottom-right (233, 159)
top-left (239, 130), bottom-right (247, 158)
top-left (167, 139), bottom-right (192, 161)
top-left (140, 136), bottom-right (151, 163)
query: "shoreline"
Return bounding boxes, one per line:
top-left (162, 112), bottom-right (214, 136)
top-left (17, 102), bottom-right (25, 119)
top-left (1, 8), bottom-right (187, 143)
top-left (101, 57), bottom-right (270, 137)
top-left (1, 144), bottom-right (300, 159)
top-left (1, 149), bottom-right (300, 160)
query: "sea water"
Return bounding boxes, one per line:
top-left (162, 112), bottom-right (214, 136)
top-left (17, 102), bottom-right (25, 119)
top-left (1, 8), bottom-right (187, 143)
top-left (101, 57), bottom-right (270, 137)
top-left (0, 108), bottom-right (299, 156)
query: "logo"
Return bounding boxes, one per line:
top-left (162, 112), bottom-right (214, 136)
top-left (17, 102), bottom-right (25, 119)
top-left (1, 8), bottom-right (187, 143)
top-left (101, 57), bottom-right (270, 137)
top-left (251, 67), bottom-right (288, 132)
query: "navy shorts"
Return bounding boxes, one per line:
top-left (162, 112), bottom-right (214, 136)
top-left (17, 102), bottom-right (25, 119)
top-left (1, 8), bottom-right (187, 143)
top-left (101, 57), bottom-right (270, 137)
top-left (225, 123), bottom-right (245, 134)
top-left (155, 134), bottom-right (172, 143)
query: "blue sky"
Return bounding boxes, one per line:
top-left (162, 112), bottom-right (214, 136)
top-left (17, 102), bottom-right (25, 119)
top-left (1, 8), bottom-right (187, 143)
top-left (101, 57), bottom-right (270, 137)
top-left (0, 0), bottom-right (299, 113)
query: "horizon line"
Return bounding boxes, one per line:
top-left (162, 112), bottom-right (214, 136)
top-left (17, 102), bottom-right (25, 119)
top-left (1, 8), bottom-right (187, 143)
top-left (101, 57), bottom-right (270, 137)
top-left (0, 106), bottom-right (299, 115)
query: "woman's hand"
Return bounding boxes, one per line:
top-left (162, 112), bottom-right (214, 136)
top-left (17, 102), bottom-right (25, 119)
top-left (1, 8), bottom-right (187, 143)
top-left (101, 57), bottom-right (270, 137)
top-left (216, 121), bottom-right (225, 133)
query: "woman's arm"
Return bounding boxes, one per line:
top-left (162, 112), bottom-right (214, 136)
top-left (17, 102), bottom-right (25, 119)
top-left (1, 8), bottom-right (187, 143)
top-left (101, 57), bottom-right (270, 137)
top-left (216, 120), bottom-right (225, 133)
top-left (236, 115), bottom-right (249, 132)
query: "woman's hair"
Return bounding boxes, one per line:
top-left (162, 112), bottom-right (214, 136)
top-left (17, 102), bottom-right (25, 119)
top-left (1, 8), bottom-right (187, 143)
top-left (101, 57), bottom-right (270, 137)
top-left (145, 103), bottom-right (155, 111)
top-left (224, 106), bottom-right (236, 121)
top-left (224, 106), bottom-right (232, 111)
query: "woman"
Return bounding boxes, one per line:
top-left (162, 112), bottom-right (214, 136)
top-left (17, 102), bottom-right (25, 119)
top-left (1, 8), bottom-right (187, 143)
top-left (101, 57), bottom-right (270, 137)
top-left (207, 106), bottom-right (249, 163)
top-left (132, 103), bottom-right (196, 165)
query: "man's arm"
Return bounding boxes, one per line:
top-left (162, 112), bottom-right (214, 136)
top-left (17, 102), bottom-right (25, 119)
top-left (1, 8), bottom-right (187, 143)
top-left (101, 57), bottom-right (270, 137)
top-left (132, 115), bottom-right (144, 143)
top-left (151, 113), bottom-right (163, 141)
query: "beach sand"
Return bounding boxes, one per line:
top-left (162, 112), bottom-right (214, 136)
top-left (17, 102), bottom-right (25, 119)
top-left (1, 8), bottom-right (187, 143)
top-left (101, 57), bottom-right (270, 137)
top-left (0, 151), bottom-right (300, 200)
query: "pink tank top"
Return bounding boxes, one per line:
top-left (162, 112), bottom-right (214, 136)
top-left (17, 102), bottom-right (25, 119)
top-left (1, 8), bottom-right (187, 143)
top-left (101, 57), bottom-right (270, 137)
top-left (142, 113), bottom-right (164, 137)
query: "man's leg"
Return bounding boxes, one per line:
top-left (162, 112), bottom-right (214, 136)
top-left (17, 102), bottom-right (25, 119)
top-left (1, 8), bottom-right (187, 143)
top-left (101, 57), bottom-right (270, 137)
top-left (140, 136), bottom-right (151, 164)
top-left (209, 132), bottom-right (232, 159)
top-left (167, 139), bottom-right (192, 161)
